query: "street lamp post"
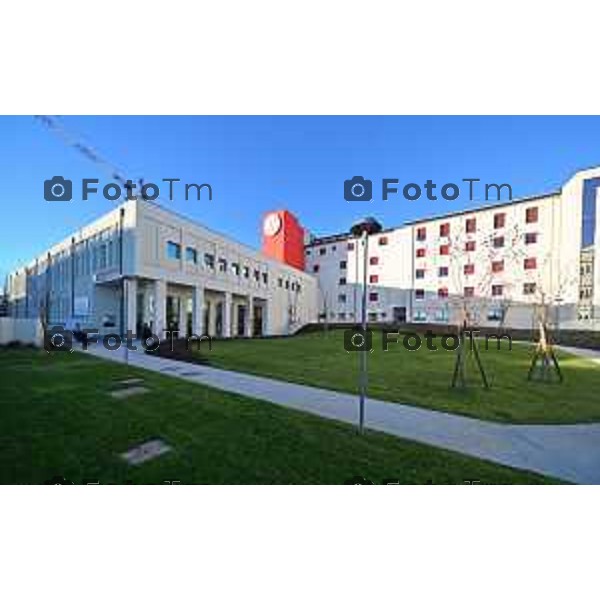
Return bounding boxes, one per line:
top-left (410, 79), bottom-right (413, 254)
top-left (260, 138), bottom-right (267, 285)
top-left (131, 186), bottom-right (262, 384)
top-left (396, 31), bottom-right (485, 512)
top-left (350, 217), bottom-right (382, 434)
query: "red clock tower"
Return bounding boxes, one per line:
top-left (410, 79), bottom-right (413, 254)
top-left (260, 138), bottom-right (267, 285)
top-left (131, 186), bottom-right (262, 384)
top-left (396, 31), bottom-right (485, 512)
top-left (261, 210), bottom-right (306, 271)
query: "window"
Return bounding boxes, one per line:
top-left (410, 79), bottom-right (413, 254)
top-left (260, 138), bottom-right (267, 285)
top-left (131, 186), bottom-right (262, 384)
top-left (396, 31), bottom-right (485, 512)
top-left (416, 227), bottom-right (427, 241)
top-left (167, 241), bottom-right (181, 260)
top-left (439, 244), bottom-right (449, 255)
top-left (369, 292), bottom-right (379, 302)
top-left (369, 256), bottom-right (379, 265)
top-left (524, 257), bottom-right (537, 270)
top-left (277, 277), bottom-right (283, 287)
top-left (290, 282), bottom-right (296, 292)
top-left (525, 232), bottom-right (538, 244)
top-left (253, 269), bottom-right (260, 282)
top-left (488, 307), bottom-right (504, 321)
top-left (369, 274), bottom-right (379, 284)
top-left (492, 284), bottom-right (504, 296)
top-left (438, 287), bottom-right (448, 298)
top-left (492, 260), bottom-right (504, 273)
top-left (464, 263), bottom-right (475, 275)
top-left (339, 260), bottom-right (347, 269)
top-left (438, 266), bottom-right (449, 277)
top-left (232, 262), bottom-right (240, 276)
top-left (526, 206), bottom-right (538, 223)
top-left (493, 236), bottom-right (505, 248)
top-left (204, 253), bottom-right (215, 269)
top-left (413, 310), bottom-right (427, 322)
top-left (523, 282), bottom-right (536, 295)
top-left (185, 247), bottom-right (197, 264)
top-left (416, 268), bottom-right (425, 279)
top-left (347, 242), bottom-right (355, 251)
top-left (98, 244), bottom-right (107, 269)
top-left (435, 309), bottom-right (449, 322)
top-left (313, 265), bottom-right (320, 273)
top-left (339, 277), bottom-right (347, 285)
top-left (416, 248), bottom-right (426, 258)
top-left (305, 249), bottom-right (311, 256)
top-left (218, 257), bottom-right (228, 272)
top-left (465, 240), bottom-right (476, 252)
top-left (332, 245), bottom-right (337, 252)
top-left (464, 286), bottom-right (475, 297)
top-left (466, 218), bottom-right (476, 233)
top-left (338, 313), bottom-right (346, 321)
top-left (378, 236), bottom-right (388, 246)
top-left (262, 272), bottom-right (268, 284)
top-left (338, 294), bottom-right (347, 303)
top-left (415, 289), bottom-right (425, 300)
top-left (285, 280), bottom-right (290, 289)
top-left (243, 266), bottom-right (250, 278)
top-left (368, 312), bottom-right (378, 322)
top-left (319, 247), bottom-right (326, 255)
top-left (439, 223), bottom-right (450, 237)
top-left (494, 213), bottom-right (506, 229)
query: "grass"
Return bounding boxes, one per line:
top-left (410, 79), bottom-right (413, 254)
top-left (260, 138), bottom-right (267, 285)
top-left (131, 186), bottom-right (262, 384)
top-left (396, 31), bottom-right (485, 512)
top-left (196, 329), bottom-right (600, 424)
top-left (0, 347), bottom-right (559, 484)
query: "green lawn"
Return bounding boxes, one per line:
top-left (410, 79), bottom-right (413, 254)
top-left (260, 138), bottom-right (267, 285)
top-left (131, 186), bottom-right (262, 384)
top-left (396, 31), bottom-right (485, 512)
top-left (197, 329), bottom-right (600, 424)
top-left (0, 347), bottom-right (558, 484)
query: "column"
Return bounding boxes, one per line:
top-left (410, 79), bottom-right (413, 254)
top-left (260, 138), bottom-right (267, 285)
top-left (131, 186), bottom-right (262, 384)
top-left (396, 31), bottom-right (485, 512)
top-left (178, 294), bottom-right (187, 338)
top-left (124, 278), bottom-right (137, 336)
top-left (153, 279), bottom-right (166, 339)
top-left (223, 292), bottom-right (232, 338)
top-left (192, 285), bottom-right (204, 337)
top-left (246, 295), bottom-right (254, 337)
top-left (209, 300), bottom-right (217, 337)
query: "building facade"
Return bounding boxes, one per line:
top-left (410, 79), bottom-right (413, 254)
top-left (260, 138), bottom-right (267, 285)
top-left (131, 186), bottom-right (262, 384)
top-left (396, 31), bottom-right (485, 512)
top-left (305, 167), bottom-right (600, 330)
top-left (7, 166), bottom-right (600, 335)
top-left (6, 201), bottom-right (318, 338)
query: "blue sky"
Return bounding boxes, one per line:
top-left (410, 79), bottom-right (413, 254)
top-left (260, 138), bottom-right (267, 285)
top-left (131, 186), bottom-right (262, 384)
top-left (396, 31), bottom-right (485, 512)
top-left (2, 115), bottom-right (600, 283)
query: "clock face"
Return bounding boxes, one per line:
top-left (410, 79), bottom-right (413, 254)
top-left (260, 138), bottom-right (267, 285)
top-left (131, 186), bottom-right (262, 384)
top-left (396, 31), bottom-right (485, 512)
top-left (263, 213), bottom-right (282, 237)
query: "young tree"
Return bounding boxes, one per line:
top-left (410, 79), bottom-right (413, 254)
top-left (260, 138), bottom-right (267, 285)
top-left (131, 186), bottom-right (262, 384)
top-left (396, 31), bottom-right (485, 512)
top-left (440, 223), bottom-right (524, 388)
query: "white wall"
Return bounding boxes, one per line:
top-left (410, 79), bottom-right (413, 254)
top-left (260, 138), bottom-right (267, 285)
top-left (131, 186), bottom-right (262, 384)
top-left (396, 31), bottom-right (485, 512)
top-left (0, 318), bottom-right (43, 346)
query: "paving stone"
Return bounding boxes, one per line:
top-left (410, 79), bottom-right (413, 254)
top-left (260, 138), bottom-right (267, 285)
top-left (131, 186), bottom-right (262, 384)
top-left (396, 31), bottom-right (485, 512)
top-left (110, 386), bottom-right (150, 399)
top-left (120, 439), bottom-right (172, 465)
top-left (118, 378), bottom-right (145, 386)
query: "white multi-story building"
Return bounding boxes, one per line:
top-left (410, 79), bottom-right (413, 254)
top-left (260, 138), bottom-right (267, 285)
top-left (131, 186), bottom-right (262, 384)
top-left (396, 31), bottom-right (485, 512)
top-left (305, 167), bottom-right (600, 330)
top-left (6, 201), bottom-right (318, 338)
top-left (6, 166), bottom-right (600, 336)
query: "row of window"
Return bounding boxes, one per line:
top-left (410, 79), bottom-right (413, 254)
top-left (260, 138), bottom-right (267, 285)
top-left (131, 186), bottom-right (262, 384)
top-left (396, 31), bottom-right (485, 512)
top-left (413, 307), bottom-right (506, 323)
top-left (166, 241), bottom-right (302, 292)
top-left (307, 236), bottom-right (389, 256)
top-left (312, 233), bottom-right (540, 274)
top-left (326, 258), bottom-right (538, 285)
top-left (337, 292), bottom-right (380, 303)
top-left (310, 208), bottom-right (540, 256)
top-left (415, 207), bottom-right (539, 241)
top-left (414, 282), bottom-right (536, 299)
top-left (415, 232), bottom-right (538, 257)
top-left (415, 258), bottom-right (537, 279)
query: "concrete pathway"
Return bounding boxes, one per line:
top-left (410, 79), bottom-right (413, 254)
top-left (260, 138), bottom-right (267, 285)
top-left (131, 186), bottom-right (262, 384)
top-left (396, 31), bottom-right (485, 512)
top-left (555, 344), bottom-right (600, 365)
top-left (80, 342), bottom-right (600, 484)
